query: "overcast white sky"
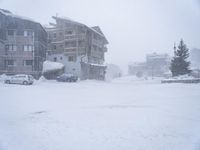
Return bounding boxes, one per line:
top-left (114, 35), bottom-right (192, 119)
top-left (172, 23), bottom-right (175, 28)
top-left (1, 0), bottom-right (200, 72)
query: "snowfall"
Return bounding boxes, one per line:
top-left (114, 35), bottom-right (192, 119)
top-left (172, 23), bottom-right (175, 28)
top-left (0, 76), bottom-right (200, 150)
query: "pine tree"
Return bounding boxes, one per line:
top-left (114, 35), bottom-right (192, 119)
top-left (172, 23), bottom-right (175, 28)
top-left (170, 39), bottom-right (191, 76)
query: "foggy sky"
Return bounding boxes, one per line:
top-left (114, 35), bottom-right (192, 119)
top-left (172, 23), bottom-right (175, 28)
top-left (1, 0), bottom-right (200, 72)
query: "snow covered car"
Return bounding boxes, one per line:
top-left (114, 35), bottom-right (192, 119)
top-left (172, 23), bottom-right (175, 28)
top-left (56, 74), bottom-right (78, 82)
top-left (4, 74), bottom-right (34, 85)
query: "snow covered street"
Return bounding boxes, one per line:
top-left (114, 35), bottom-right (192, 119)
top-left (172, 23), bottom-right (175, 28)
top-left (0, 77), bottom-right (200, 150)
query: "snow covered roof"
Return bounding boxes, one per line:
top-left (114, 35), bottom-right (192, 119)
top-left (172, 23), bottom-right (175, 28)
top-left (146, 53), bottom-right (169, 59)
top-left (51, 16), bottom-right (108, 44)
top-left (0, 8), bottom-right (37, 23)
top-left (43, 61), bottom-right (64, 73)
top-left (90, 63), bottom-right (106, 67)
top-left (128, 62), bottom-right (146, 67)
top-left (81, 62), bottom-right (106, 67)
top-left (43, 24), bottom-right (55, 29)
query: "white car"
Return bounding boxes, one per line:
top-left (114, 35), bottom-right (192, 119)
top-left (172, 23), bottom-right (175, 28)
top-left (4, 74), bottom-right (34, 85)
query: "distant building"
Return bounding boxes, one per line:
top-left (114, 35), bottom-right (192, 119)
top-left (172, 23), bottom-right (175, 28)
top-left (0, 40), bottom-right (4, 71)
top-left (129, 53), bottom-right (171, 77)
top-left (0, 9), bottom-right (47, 78)
top-left (45, 16), bottom-right (108, 80)
top-left (106, 64), bottom-right (122, 80)
top-left (146, 53), bottom-right (171, 77)
top-left (190, 48), bottom-right (200, 68)
top-left (128, 62), bottom-right (146, 77)
top-left (189, 48), bottom-right (200, 78)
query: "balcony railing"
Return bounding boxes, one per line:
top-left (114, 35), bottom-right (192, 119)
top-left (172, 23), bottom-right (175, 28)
top-left (64, 34), bottom-right (86, 40)
top-left (103, 46), bottom-right (108, 52)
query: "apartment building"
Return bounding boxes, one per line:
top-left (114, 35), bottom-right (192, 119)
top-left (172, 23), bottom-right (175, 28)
top-left (0, 9), bottom-right (47, 78)
top-left (45, 16), bottom-right (108, 80)
top-left (129, 53), bottom-right (171, 77)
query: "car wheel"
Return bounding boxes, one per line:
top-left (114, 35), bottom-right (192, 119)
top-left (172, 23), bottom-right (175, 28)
top-left (23, 81), bottom-right (28, 85)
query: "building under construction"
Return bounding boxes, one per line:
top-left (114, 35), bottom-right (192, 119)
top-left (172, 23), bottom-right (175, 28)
top-left (45, 16), bottom-right (108, 80)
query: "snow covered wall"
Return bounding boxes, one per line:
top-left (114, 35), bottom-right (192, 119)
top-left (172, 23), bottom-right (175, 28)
top-left (42, 61), bottom-right (64, 79)
top-left (43, 61), bottom-right (64, 73)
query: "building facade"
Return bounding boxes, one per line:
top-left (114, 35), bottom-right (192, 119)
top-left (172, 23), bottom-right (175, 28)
top-left (146, 53), bottom-right (171, 77)
top-left (129, 53), bottom-right (171, 77)
top-left (0, 9), bottom-right (47, 78)
top-left (190, 48), bottom-right (200, 68)
top-left (128, 62), bottom-right (147, 77)
top-left (45, 16), bottom-right (108, 80)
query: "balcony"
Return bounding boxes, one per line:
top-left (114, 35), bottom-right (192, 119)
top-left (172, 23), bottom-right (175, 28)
top-left (103, 46), bottom-right (108, 52)
top-left (92, 39), bottom-right (104, 47)
top-left (64, 34), bottom-right (86, 41)
top-left (47, 49), bottom-right (64, 55)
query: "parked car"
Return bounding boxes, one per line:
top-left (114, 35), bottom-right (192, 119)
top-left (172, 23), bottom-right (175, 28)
top-left (4, 74), bottom-right (34, 85)
top-left (56, 74), bottom-right (78, 82)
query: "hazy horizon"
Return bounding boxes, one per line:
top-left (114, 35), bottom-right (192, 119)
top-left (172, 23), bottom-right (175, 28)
top-left (1, 0), bottom-right (200, 73)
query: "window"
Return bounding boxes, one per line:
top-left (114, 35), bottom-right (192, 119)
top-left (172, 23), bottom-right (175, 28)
top-left (93, 45), bottom-right (97, 51)
top-left (68, 56), bottom-right (75, 62)
top-left (23, 45), bottom-right (33, 51)
top-left (7, 30), bottom-right (14, 36)
top-left (28, 45), bottom-right (34, 51)
top-left (54, 57), bottom-right (57, 62)
top-left (53, 45), bottom-right (57, 50)
top-left (23, 45), bottom-right (28, 51)
top-left (24, 30), bottom-right (33, 37)
top-left (60, 45), bottom-right (63, 49)
top-left (24, 60), bottom-right (33, 66)
top-left (60, 57), bottom-right (63, 60)
top-left (78, 40), bottom-right (85, 46)
top-left (17, 30), bottom-right (24, 36)
top-left (5, 45), bottom-right (9, 50)
top-left (24, 31), bottom-right (28, 36)
top-left (65, 30), bottom-right (73, 35)
top-left (53, 32), bottom-right (57, 38)
top-left (7, 60), bottom-right (15, 66)
top-left (65, 41), bottom-right (76, 47)
top-left (6, 44), bottom-right (17, 51)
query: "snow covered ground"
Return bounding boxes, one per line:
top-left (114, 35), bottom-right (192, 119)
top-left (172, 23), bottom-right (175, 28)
top-left (0, 76), bottom-right (200, 150)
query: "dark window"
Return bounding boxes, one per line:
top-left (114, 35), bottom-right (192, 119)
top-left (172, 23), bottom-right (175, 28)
top-left (53, 45), bottom-right (56, 50)
top-left (17, 30), bottom-right (24, 36)
top-left (68, 56), bottom-right (75, 62)
top-left (78, 40), bottom-right (85, 46)
top-left (5, 45), bottom-right (9, 51)
top-left (24, 60), bottom-right (33, 66)
top-left (65, 31), bottom-right (73, 35)
top-left (54, 57), bottom-right (57, 62)
top-left (53, 33), bottom-right (57, 38)
top-left (7, 60), bottom-right (15, 66)
top-left (5, 44), bottom-right (17, 51)
top-left (60, 57), bottom-right (63, 60)
top-left (60, 45), bottom-right (63, 49)
top-left (65, 41), bottom-right (76, 47)
top-left (7, 30), bottom-right (14, 36)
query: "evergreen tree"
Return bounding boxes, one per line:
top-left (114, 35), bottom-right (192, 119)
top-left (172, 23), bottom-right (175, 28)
top-left (170, 39), bottom-right (191, 76)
